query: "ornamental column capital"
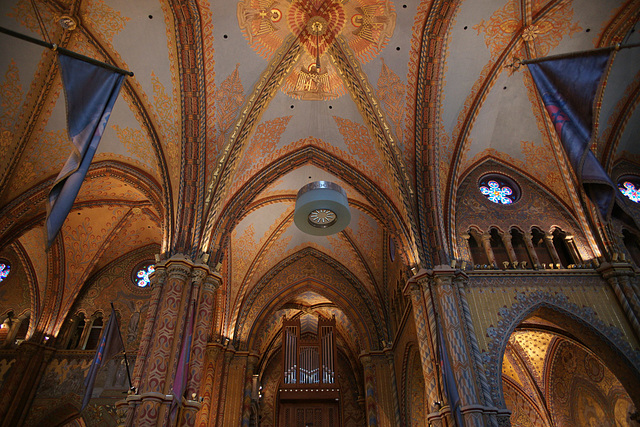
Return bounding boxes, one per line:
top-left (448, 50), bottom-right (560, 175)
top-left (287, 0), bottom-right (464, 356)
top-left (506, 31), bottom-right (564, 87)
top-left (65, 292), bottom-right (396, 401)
top-left (204, 272), bottom-right (223, 292)
top-left (403, 267), bottom-right (469, 295)
top-left (597, 260), bottom-right (636, 281)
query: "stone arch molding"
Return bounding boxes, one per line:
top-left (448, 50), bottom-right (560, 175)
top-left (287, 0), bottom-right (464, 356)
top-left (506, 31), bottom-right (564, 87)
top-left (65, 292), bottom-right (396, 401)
top-left (233, 248), bottom-right (385, 351)
top-left (206, 145), bottom-right (418, 269)
top-left (483, 290), bottom-right (640, 408)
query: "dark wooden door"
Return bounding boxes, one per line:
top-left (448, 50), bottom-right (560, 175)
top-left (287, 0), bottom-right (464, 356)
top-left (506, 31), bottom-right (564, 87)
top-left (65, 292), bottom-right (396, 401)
top-left (279, 402), bottom-right (340, 427)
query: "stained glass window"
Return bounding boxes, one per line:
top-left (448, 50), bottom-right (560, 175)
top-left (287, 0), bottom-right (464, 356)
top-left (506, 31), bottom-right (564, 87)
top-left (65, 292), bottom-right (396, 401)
top-left (480, 181), bottom-right (512, 205)
top-left (0, 262), bottom-right (10, 282)
top-left (478, 174), bottom-right (520, 205)
top-left (619, 181), bottom-right (640, 203)
top-left (134, 263), bottom-right (155, 288)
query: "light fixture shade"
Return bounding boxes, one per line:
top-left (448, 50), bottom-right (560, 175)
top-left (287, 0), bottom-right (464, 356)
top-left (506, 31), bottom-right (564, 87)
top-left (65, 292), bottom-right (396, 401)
top-left (294, 181), bottom-right (351, 236)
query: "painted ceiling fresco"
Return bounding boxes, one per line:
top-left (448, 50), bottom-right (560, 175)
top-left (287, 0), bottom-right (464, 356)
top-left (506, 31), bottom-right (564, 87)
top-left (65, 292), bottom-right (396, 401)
top-left (1, 0), bottom-right (639, 359)
top-left (502, 329), bottom-right (636, 426)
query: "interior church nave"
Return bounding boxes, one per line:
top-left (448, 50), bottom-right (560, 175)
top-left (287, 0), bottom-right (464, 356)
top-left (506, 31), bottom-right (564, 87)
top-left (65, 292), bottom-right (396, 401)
top-left (0, 0), bottom-right (640, 426)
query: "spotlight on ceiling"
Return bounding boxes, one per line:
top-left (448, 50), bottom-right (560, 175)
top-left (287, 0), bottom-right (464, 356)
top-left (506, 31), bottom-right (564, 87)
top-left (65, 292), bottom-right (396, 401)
top-left (294, 181), bottom-right (350, 236)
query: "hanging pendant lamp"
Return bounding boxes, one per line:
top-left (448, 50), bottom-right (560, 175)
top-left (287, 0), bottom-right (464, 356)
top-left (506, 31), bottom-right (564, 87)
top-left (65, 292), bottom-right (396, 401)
top-left (294, 181), bottom-right (351, 236)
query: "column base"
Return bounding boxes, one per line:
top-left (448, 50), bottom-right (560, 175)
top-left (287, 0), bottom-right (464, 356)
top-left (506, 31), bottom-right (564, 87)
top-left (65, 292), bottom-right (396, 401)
top-left (116, 393), bottom-right (203, 427)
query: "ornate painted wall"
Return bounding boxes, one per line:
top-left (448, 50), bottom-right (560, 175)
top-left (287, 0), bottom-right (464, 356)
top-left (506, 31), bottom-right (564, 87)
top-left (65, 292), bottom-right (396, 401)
top-left (502, 330), bottom-right (636, 427)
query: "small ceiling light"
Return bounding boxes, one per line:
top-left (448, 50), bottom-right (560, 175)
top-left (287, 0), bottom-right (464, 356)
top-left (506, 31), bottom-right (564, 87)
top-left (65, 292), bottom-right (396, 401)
top-left (294, 181), bottom-right (350, 236)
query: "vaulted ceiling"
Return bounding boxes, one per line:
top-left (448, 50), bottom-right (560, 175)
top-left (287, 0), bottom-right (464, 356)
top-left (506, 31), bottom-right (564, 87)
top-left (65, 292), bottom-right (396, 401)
top-left (0, 0), bottom-right (638, 353)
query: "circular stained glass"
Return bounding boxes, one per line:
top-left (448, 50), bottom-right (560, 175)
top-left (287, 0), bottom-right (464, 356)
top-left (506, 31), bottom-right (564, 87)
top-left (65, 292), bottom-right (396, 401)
top-left (308, 208), bottom-right (337, 228)
top-left (0, 261), bottom-right (10, 283)
top-left (132, 263), bottom-right (155, 288)
top-left (618, 180), bottom-right (640, 203)
top-left (479, 174), bottom-right (520, 205)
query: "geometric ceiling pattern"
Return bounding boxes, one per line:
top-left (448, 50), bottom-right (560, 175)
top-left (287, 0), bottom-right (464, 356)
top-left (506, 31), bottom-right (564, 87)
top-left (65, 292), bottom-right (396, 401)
top-left (1, 0), bottom-right (639, 360)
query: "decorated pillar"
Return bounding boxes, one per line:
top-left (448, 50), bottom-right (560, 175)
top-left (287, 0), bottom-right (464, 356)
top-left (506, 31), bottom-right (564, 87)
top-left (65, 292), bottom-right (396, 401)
top-left (119, 255), bottom-right (220, 426)
top-left (524, 231), bottom-right (541, 268)
top-left (459, 233), bottom-right (474, 265)
top-left (384, 350), bottom-right (402, 426)
top-left (406, 268), bottom-right (499, 427)
top-left (195, 342), bottom-right (231, 427)
top-left (181, 273), bottom-right (222, 427)
top-left (360, 354), bottom-right (379, 427)
top-left (404, 278), bottom-right (440, 425)
top-left (77, 316), bottom-right (93, 349)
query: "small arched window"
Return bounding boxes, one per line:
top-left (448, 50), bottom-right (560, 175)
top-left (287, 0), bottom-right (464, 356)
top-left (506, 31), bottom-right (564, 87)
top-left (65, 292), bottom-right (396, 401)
top-left (552, 228), bottom-right (574, 267)
top-left (467, 230), bottom-right (488, 266)
top-left (85, 316), bottom-right (103, 350)
top-left (66, 313), bottom-right (86, 349)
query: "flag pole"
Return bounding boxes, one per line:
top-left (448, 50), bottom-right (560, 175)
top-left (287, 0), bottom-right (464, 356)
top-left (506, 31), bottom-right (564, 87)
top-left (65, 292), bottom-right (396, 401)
top-left (111, 302), bottom-right (135, 392)
top-left (508, 42), bottom-right (640, 68)
top-left (0, 26), bottom-right (134, 76)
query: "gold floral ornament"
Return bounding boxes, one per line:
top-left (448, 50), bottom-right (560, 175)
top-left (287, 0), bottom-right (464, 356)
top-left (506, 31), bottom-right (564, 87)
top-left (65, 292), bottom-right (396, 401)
top-left (238, 0), bottom-right (396, 100)
top-left (522, 25), bottom-right (540, 42)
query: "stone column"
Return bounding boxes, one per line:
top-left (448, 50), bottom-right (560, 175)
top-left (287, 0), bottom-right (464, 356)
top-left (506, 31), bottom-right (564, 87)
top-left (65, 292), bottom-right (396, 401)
top-left (130, 264), bottom-right (167, 389)
top-left (0, 341), bottom-right (56, 427)
top-left (481, 234), bottom-right (497, 267)
top-left (241, 354), bottom-right (259, 426)
top-left (459, 233), bottom-right (474, 265)
top-left (524, 231), bottom-right (541, 269)
top-left (360, 354), bottom-right (379, 427)
top-left (544, 233), bottom-right (562, 266)
top-left (56, 316), bottom-right (76, 349)
top-left (77, 316), bottom-right (93, 349)
top-left (564, 235), bottom-right (581, 265)
top-left (501, 233), bottom-right (517, 266)
top-left (121, 255), bottom-right (219, 426)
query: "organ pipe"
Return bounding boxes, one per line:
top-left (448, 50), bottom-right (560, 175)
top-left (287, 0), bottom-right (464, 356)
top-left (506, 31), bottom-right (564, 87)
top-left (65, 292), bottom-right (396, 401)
top-left (281, 316), bottom-right (336, 385)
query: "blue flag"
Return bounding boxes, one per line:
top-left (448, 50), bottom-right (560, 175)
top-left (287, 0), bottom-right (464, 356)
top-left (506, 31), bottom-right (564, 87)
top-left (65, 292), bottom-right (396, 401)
top-left (82, 309), bottom-right (124, 410)
top-left (46, 53), bottom-right (125, 248)
top-left (527, 52), bottom-right (618, 221)
top-left (437, 321), bottom-right (464, 426)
